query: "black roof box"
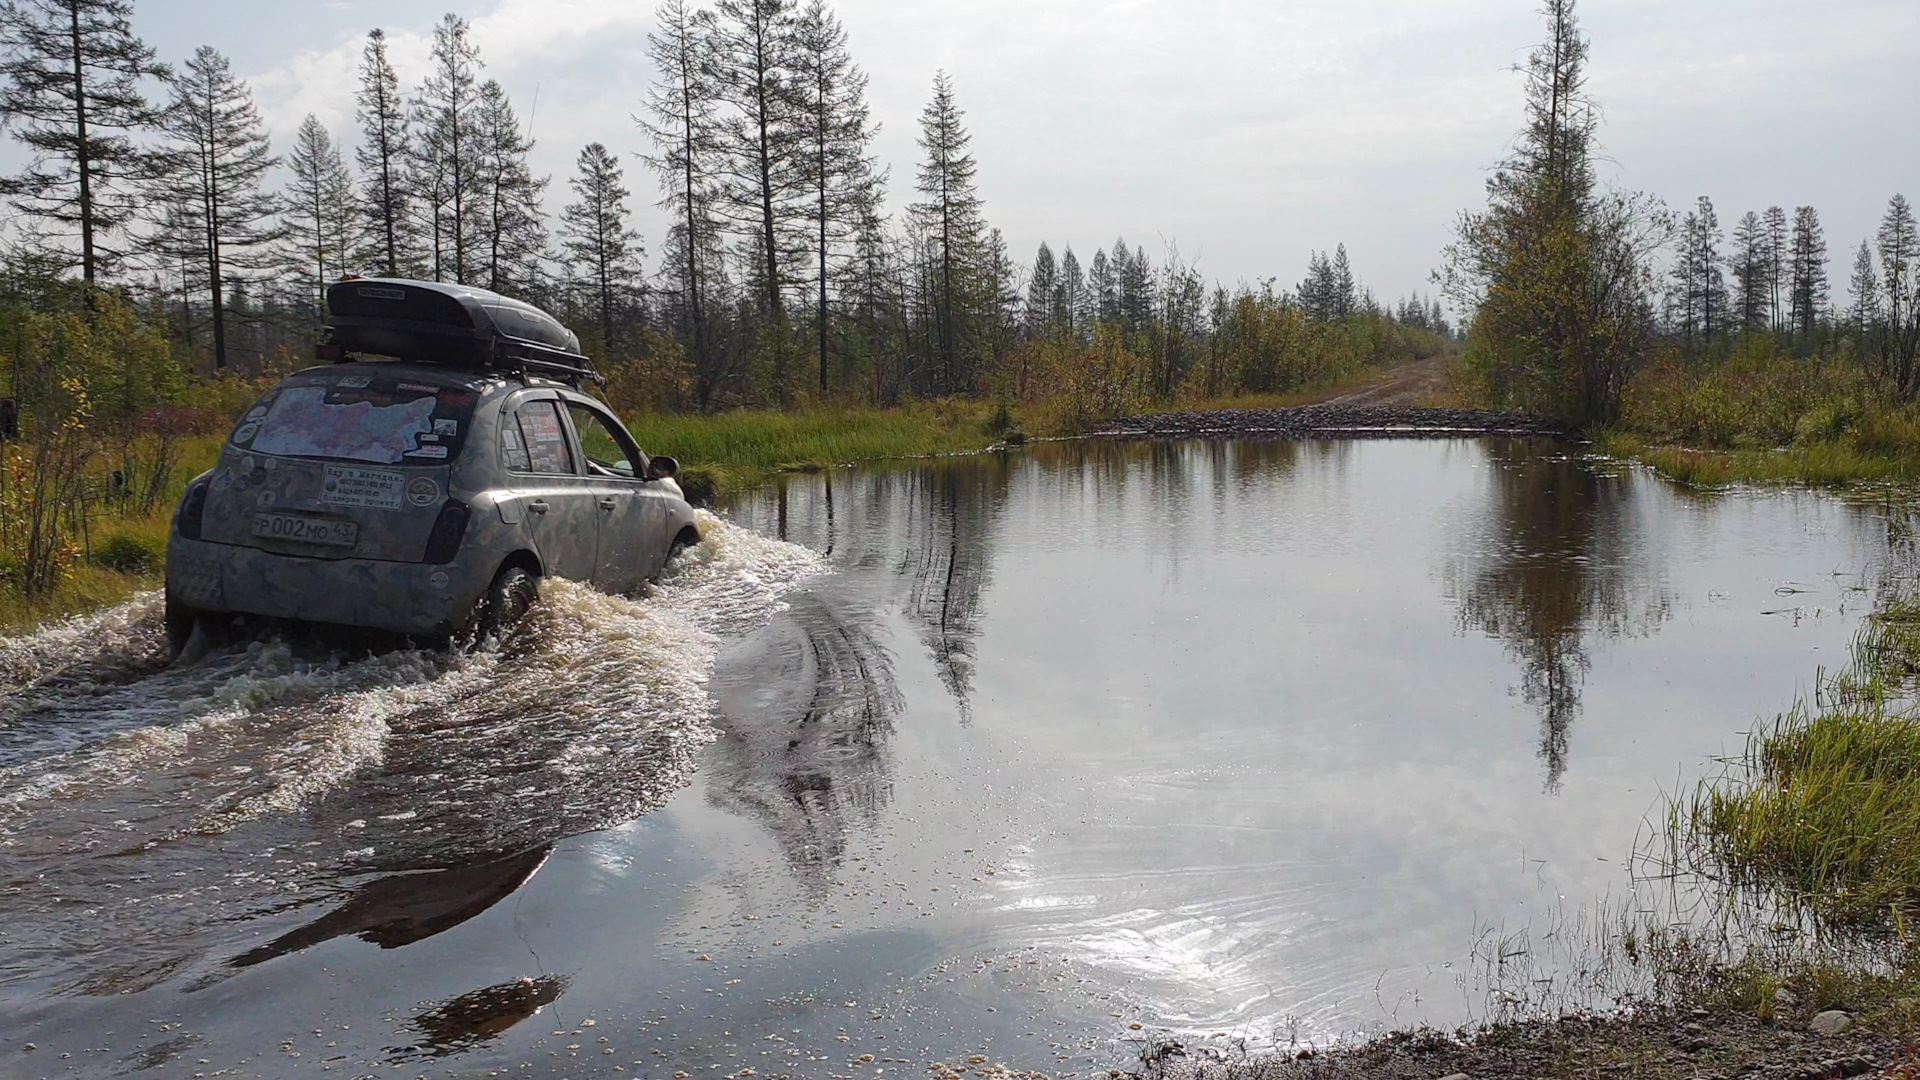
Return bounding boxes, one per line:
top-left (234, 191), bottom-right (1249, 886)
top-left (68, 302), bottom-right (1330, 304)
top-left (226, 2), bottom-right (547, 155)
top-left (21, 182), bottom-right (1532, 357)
top-left (324, 278), bottom-right (601, 386)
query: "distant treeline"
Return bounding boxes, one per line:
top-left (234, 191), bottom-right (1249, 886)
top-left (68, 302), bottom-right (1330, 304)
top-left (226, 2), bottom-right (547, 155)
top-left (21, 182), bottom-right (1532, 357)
top-left (0, 0), bottom-right (1454, 420)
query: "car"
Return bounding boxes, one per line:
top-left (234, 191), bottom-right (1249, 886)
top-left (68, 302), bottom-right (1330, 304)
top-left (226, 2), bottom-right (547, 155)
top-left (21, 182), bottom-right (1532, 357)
top-left (163, 278), bottom-right (700, 656)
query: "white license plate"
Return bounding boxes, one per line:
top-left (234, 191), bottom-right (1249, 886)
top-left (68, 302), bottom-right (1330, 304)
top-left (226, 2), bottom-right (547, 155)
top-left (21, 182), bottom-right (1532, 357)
top-left (251, 512), bottom-right (358, 547)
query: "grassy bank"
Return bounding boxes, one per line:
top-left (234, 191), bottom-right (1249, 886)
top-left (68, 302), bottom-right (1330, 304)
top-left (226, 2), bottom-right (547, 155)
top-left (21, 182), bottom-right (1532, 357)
top-left (626, 398), bottom-right (1015, 504)
top-left (1601, 349), bottom-right (1920, 488)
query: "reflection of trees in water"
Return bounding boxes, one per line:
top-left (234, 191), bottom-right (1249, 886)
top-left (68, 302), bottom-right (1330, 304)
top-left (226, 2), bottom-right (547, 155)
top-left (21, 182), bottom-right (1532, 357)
top-left (712, 460), bottom-right (1005, 886)
top-left (902, 462), bottom-right (1006, 715)
top-left (1445, 439), bottom-right (1672, 791)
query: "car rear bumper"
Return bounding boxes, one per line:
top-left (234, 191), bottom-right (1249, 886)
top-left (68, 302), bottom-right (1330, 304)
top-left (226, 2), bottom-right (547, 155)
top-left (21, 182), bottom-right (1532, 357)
top-left (166, 535), bottom-right (492, 637)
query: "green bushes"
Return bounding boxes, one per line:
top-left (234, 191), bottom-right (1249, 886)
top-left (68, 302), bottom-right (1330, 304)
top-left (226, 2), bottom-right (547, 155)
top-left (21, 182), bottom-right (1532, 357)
top-left (92, 533), bottom-right (160, 574)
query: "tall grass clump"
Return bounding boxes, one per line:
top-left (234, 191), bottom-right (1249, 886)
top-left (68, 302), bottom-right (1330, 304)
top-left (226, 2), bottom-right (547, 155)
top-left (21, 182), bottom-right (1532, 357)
top-left (1678, 585), bottom-right (1920, 932)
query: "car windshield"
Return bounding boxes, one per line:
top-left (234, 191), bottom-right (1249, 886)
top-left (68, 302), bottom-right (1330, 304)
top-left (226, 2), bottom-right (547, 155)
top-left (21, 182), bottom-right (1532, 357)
top-left (231, 370), bottom-right (478, 466)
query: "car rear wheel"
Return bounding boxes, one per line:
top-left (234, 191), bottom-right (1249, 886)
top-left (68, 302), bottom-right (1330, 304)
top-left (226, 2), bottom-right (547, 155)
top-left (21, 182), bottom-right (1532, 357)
top-left (475, 566), bottom-right (540, 646)
top-left (163, 590), bottom-right (200, 660)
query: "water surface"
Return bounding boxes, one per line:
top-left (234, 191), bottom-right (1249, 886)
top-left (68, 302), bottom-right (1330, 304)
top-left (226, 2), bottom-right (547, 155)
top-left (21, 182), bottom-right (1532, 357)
top-left (0, 437), bottom-right (1900, 1076)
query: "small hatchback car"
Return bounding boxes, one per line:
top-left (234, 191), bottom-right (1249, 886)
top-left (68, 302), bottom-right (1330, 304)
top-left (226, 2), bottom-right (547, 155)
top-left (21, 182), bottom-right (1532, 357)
top-left (164, 280), bottom-right (699, 655)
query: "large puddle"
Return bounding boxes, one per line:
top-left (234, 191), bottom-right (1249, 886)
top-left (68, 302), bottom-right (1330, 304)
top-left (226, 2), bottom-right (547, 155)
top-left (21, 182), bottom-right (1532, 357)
top-left (0, 438), bottom-right (1907, 1076)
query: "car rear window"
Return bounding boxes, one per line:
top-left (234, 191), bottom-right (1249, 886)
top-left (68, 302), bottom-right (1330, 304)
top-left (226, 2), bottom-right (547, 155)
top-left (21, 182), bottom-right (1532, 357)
top-left (231, 371), bottom-right (477, 465)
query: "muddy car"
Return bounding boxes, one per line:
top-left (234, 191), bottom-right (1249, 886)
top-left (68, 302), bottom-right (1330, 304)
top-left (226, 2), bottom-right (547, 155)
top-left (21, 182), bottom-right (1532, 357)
top-left (164, 280), bottom-right (700, 655)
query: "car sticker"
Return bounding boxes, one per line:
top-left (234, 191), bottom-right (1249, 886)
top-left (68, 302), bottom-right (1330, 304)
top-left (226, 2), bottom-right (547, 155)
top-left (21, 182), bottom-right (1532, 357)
top-left (397, 382), bottom-right (439, 394)
top-left (407, 476), bottom-right (441, 506)
top-left (433, 418), bottom-right (459, 435)
top-left (322, 464), bottom-right (406, 510)
top-left (244, 406), bottom-right (268, 421)
top-left (336, 375), bottom-right (372, 388)
top-left (404, 445), bottom-right (450, 460)
top-left (232, 422), bottom-right (260, 444)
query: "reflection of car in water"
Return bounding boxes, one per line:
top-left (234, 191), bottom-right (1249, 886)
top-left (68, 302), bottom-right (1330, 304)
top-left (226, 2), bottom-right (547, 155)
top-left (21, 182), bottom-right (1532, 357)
top-left (230, 846), bottom-right (555, 968)
top-left (164, 279), bottom-right (700, 654)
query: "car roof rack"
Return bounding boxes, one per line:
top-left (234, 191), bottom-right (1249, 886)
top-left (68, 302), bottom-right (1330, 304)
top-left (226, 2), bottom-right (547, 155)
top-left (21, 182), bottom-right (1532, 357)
top-left (320, 277), bottom-right (608, 389)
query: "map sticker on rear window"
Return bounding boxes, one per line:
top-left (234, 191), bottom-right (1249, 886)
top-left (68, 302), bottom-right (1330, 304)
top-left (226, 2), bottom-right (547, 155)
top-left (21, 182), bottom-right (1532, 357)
top-left (251, 386), bottom-right (437, 465)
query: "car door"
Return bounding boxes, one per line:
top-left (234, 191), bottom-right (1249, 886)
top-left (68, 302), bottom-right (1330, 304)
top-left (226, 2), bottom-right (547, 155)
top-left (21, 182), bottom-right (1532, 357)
top-left (563, 399), bottom-right (668, 594)
top-left (499, 394), bottom-right (599, 582)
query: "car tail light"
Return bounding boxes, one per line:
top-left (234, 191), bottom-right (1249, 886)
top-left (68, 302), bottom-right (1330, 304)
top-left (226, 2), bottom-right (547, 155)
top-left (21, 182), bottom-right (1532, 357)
top-left (175, 479), bottom-right (210, 541)
top-left (423, 499), bottom-right (470, 564)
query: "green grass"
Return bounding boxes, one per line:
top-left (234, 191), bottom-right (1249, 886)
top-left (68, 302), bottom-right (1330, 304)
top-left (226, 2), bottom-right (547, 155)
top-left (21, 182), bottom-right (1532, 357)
top-left (622, 399), bottom-right (1013, 502)
top-left (1599, 430), bottom-right (1919, 488)
top-left (1678, 587), bottom-right (1920, 932)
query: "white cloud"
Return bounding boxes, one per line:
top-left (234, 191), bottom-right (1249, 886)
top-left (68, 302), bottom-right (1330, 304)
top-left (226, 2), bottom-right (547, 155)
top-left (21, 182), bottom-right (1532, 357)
top-left (53, 0), bottom-right (1920, 298)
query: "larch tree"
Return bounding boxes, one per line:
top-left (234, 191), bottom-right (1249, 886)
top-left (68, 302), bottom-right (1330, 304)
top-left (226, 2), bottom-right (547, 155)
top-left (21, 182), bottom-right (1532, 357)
top-left (354, 28), bottom-right (415, 277)
top-left (1876, 195), bottom-right (1920, 398)
top-left (910, 70), bottom-right (984, 395)
top-left (713, 0), bottom-right (803, 325)
top-left (1850, 240), bottom-right (1880, 337)
top-left (1088, 247), bottom-right (1113, 324)
top-left (1732, 210), bottom-right (1770, 330)
top-left (1025, 241), bottom-right (1055, 337)
top-left (1764, 205), bottom-right (1788, 331)
top-left (641, 0), bottom-right (724, 406)
top-left (0, 0), bottom-right (165, 282)
top-left (470, 78), bottom-right (546, 296)
top-left (1789, 206), bottom-right (1828, 336)
top-left (1057, 245), bottom-right (1085, 339)
top-left (560, 142), bottom-right (644, 357)
top-left (792, 0), bottom-right (879, 392)
top-left (150, 46), bottom-right (278, 371)
top-left (282, 113), bottom-right (358, 317)
top-left (412, 13), bottom-right (482, 284)
top-left (1441, 0), bottom-right (1664, 421)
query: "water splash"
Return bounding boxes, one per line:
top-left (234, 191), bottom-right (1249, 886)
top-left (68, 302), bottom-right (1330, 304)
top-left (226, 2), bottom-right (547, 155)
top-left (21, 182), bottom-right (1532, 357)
top-left (0, 513), bottom-right (821, 995)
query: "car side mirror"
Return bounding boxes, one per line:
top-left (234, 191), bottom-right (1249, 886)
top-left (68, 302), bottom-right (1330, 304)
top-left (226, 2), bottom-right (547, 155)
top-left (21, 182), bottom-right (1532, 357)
top-left (648, 456), bottom-right (679, 480)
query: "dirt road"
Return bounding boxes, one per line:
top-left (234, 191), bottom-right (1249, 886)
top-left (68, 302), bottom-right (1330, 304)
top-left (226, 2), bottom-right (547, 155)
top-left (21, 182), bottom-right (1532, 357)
top-left (1105, 357), bottom-right (1572, 441)
top-left (1311, 354), bottom-right (1452, 407)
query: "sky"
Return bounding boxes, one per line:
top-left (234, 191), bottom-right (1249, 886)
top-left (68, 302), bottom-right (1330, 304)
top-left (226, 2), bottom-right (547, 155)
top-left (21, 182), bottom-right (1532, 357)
top-left (60, 0), bottom-right (1920, 304)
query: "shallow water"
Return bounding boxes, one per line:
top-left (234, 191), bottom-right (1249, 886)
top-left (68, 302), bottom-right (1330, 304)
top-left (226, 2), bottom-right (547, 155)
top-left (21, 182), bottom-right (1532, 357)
top-left (0, 438), bottom-right (1906, 1075)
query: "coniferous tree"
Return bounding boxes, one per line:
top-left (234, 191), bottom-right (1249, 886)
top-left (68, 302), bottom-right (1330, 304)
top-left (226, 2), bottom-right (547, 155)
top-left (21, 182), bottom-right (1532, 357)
top-left (1088, 247), bottom-right (1114, 325)
top-left (1442, 0), bottom-right (1664, 421)
top-left (1671, 197), bottom-right (1727, 345)
top-left (1764, 205), bottom-right (1788, 331)
top-left (1299, 250), bottom-right (1331, 320)
top-left (641, 0), bottom-right (725, 406)
top-left (1789, 206), bottom-right (1829, 337)
top-left (1850, 240), bottom-right (1880, 337)
top-left (1732, 210), bottom-right (1770, 331)
top-left (1876, 195), bottom-right (1920, 398)
top-left (470, 79), bottom-right (546, 296)
top-left (281, 114), bottom-right (358, 317)
top-left (1330, 243), bottom-right (1356, 319)
top-left (910, 70), bottom-right (983, 394)
top-left (354, 28), bottom-right (416, 277)
top-left (792, 0), bottom-right (879, 392)
top-left (150, 46), bottom-right (278, 371)
top-left (1117, 239), bottom-right (1152, 335)
top-left (560, 142), bottom-right (644, 357)
top-left (412, 14), bottom-right (483, 283)
top-left (1058, 245), bottom-right (1085, 338)
top-left (713, 0), bottom-right (803, 325)
top-left (0, 0), bottom-right (165, 282)
top-left (1025, 241), bottom-right (1055, 336)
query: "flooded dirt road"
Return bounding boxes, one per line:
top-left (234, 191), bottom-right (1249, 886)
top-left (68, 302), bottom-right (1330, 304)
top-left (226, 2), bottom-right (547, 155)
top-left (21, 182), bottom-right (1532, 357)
top-left (0, 438), bottom-right (1907, 1077)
